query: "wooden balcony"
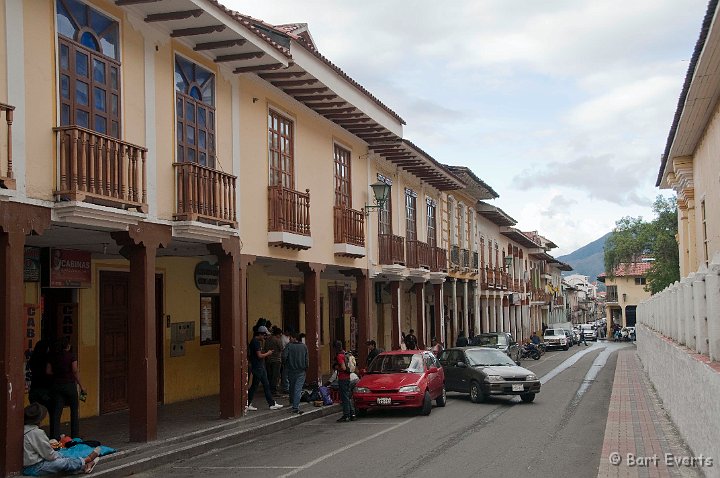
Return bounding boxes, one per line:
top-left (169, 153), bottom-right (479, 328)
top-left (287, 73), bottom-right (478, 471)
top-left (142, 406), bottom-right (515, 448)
top-left (450, 245), bottom-right (460, 267)
top-left (174, 162), bottom-right (237, 227)
top-left (378, 233), bottom-right (405, 265)
top-left (461, 248), bottom-right (470, 268)
top-left (333, 206), bottom-right (365, 257)
top-left (0, 103), bottom-right (15, 189)
top-left (54, 126), bottom-right (147, 211)
top-left (268, 186), bottom-right (312, 250)
top-left (406, 240), bottom-right (432, 269)
top-left (430, 247), bottom-right (447, 272)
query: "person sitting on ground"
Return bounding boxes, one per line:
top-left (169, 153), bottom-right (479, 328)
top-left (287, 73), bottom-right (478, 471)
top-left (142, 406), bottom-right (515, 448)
top-left (23, 403), bottom-right (100, 475)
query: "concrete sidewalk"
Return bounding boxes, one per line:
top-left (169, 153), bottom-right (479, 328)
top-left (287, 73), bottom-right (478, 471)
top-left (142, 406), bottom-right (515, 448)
top-left (68, 395), bottom-right (340, 477)
top-left (598, 349), bottom-right (705, 478)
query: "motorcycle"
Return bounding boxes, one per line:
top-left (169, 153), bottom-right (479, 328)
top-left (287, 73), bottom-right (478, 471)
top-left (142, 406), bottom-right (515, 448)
top-left (520, 343), bottom-right (541, 360)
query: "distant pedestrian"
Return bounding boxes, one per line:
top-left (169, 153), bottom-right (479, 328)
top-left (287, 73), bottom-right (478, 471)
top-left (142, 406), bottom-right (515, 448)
top-left (283, 333), bottom-right (308, 414)
top-left (579, 328), bottom-right (588, 346)
top-left (366, 340), bottom-right (383, 366)
top-left (47, 337), bottom-right (85, 439)
top-left (530, 331), bottom-right (541, 345)
top-left (28, 340), bottom-right (54, 419)
top-left (455, 331), bottom-right (468, 347)
top-left (247, 327), bottom-right (283, 411)
top-left (405, 329), bottom-right (418, 350)
top-left (431, 337), bottom-right (443, 357)
top-left (265, 327), bottom-right (283, 395)
top-left (334, 340), bottom-right (355, 422)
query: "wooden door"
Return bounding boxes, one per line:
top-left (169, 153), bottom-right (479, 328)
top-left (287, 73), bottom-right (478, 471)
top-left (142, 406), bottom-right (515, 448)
top-left (328, 286), bottom-right (345, 346)
top-left (100, 271), bottom-right (129, 414)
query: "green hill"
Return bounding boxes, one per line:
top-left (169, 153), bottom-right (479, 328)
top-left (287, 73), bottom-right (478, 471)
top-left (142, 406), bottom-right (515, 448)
top-left (556, 232), bottom-right (610, 285)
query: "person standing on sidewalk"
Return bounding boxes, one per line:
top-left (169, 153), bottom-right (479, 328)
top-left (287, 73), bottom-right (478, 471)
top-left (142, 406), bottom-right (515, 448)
top-left (283, 333), bottom-right (308, 414)
top-left (405, 329), bottom-right (418, 350)
top-left (265, 327), bottom-right (284, 395)
top-left (334, 340), bottom-right (355, 422)
top-left (47, 336), bottom-right (85, 439)
top-left (247, 326), bottom-right (283, 411)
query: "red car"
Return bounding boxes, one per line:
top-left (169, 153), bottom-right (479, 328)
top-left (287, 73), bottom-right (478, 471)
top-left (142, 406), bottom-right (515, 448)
top-left (353, 350), bottom-right (446, 416)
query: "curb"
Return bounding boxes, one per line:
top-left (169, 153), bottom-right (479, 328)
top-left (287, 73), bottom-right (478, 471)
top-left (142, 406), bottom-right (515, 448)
top-left (93, 404), bottom-right (341, 477)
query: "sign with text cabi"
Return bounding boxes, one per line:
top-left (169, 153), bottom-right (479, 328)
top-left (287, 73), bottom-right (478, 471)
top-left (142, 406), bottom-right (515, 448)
top-left (49, 249), bottom-right (91, 288)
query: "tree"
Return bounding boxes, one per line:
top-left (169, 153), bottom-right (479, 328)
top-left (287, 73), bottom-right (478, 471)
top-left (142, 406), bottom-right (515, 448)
top-left (604, 196), bottom-right (680, 294)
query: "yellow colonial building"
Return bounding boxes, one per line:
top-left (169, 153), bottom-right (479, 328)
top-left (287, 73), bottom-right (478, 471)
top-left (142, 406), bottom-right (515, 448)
top-left (0, 0), bottom-right (570, 474)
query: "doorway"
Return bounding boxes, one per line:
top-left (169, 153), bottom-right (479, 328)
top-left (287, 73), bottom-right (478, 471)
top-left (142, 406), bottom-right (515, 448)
top-left (281, 285), bottom-right (300, 335)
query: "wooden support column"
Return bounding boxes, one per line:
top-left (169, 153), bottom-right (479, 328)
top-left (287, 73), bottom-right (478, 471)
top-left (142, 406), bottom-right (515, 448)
top-left (433, 282), bottom-right (443, 345)
top-left (415, 283), bottom-right (425, 349)
top-left (208, 239), bottom-right (251, 419)
top-left (0, 203), bottom-right (50, 476)
top-left (298, 262), bottom-right (325, 384)
top-left (356, 270), bottom-right (370, 367)
top-left (239, 255), bottom-right (254, 413)
top-left (112, 223), bottom-right (171, 442)
top-left (390, 280), bottom-right (401, 350)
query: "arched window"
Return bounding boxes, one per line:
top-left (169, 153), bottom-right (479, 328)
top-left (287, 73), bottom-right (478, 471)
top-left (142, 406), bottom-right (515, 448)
top-left (175, 56), bottom-right (216, 168)
top-left (56, 0), bottom-right (120, 136)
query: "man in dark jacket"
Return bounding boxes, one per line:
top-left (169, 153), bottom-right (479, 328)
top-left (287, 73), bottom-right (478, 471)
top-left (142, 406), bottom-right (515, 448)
top-left (283, 333), bottom-right (308, 414)
top-left (455, 331), bottom-right (468, 347)
top-left (366, 340), bottom-right (382, 366)
top-left (405, 329), bottom-right (418, 350)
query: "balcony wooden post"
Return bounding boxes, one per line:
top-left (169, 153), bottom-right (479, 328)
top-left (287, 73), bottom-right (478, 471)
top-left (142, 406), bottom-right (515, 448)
top-left (433, 282), bottom-right (444, 346)
top-left (0, 203), bottom-right (50, 477)
top-left (207, 239), bottom-right (249, 419)
top-left (5, 107), bottom-right (12, 180)
top-left (298, 262), bottom-right (325, 384)
top-left (111, 223), bottom-right (171, 442)
top-left (390, 280), bottom-right (401, 350)
top-left (415, 283), bottom-right (425, 349)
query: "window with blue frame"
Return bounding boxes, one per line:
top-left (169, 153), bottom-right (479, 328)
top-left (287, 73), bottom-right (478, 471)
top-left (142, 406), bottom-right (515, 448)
top-left (175, 56), bottom-right (215, 168)
top-left (56, 0), bottom-right (120, 137)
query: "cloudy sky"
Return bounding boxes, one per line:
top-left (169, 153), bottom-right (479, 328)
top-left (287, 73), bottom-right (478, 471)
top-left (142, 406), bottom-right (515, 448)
top-left (227, 0), bottom-right (707, 256)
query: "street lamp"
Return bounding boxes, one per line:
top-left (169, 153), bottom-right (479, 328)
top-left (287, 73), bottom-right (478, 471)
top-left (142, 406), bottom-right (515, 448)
top-left (364, 181), bottom-right (391, 216)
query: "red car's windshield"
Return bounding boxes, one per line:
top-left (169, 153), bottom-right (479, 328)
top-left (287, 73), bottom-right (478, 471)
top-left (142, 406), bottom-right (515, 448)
top-left (367, 353), bottom-right (424, 374)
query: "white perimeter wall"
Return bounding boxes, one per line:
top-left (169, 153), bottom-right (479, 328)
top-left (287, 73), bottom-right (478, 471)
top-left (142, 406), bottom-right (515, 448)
top-left (637, 324), bottom-right (720, 461)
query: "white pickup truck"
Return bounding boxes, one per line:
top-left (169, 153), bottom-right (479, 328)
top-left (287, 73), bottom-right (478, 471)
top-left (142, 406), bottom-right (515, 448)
top-left (543, 328), bottom-right (568, 350)
top-left (579, 324), bottom-right (598, 341)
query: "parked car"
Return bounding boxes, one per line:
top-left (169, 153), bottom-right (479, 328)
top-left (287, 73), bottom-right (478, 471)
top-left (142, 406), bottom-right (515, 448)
top-left (439, 347), bottom-right (541, 403)
top-left (471, 332), bottom-right (522, 364)
top-left (579, 324), bottom-right (598, 341)
top-left (543, 328), bottom-right (568, 350)
top-left (353, 350), bottom-right (446, 416)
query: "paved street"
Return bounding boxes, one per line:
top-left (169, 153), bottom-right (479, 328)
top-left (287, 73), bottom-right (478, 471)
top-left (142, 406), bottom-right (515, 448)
top-left (130, 342), bottom-right (651, 478)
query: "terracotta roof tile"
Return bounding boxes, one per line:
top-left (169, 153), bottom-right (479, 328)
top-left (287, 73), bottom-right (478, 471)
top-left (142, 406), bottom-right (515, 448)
top-left (598, 261), bottom-right (653, 278)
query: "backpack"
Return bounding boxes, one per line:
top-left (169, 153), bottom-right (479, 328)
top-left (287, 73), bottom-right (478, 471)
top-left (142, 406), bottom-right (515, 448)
top-left (333, 352), bottom-right (351, 373)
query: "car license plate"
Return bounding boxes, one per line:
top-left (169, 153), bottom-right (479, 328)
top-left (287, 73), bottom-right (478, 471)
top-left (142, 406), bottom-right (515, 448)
top-left (377, 397), bottom-right (391, 405)
top-left (512, 384), bottom-right (524, 392)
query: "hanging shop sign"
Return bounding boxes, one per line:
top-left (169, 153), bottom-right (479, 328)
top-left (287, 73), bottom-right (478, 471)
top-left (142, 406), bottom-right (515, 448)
top-left (49, 249), bottom-right (91, 288)
top-left (24, 247), bottom-right (41, 282)
top-left (194, 261), bottom-right (219, 292)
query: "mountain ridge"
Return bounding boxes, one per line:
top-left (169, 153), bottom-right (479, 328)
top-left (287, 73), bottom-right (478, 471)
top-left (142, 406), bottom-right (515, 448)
top-left (556, 232), bottom-right (610, 284)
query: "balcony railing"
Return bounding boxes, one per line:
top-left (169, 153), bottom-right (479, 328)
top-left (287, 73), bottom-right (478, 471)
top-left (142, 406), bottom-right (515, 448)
top-left (406, 239), bottom-right (432, 269)
top-left (268, 186), bottom-right (311, 236)
top-left (333, 206), bottom-right (364, 246)
top-left (378, 234), bottom-right (405, 265)
top-left (430, 246), bottom-right (447, 272)
top-left (450, 245), bottom-right (460, 267)
top-left (460, 248), bottom-right (470, 268)
top-left (606, 286), bottom-right (619, 303)
top-left (0, 103), bottom-right (15, 189)
top-left (54, 126), bottom-right (147, 211)
top-left (174, 162), bottom-right (237, 226)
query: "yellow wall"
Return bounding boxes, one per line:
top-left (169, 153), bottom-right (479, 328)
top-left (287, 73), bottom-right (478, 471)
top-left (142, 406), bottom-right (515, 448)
top-left (237, 75), bottom-right (371, 268)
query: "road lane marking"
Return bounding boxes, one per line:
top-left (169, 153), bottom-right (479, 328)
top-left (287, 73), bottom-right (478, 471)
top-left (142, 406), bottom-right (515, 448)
top-left (540, 345), bottom-right (606, 384)
top-left (174, 466), bottom-right (298, 470)
top-left (277, 418), bottom-right (414, 477)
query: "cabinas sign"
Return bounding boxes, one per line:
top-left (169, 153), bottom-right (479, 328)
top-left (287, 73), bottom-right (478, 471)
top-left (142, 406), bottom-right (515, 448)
top-left (49, 249), bottom-right (91, 288)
